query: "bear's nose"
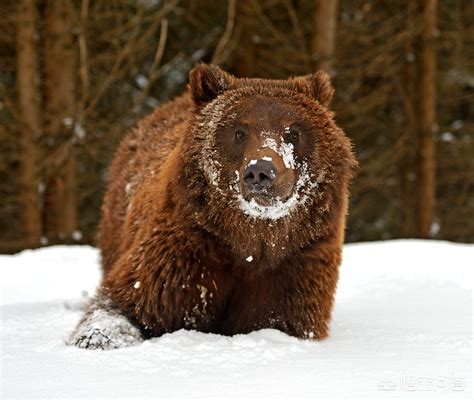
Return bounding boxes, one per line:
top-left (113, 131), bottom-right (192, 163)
top-left (243, 160), bottom-right (277, 190)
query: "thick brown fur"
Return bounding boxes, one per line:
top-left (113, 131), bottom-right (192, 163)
top-left (69, 64), bottom-right (357, 349)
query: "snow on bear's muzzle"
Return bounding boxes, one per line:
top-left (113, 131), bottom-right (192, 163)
top-left (233, 133), bottom-right (316, 220)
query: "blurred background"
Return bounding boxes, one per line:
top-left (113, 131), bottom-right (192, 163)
top-left (0, 0), bottom-right (473, 253)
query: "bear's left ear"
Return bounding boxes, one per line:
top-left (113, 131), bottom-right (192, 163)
top-left (291, 71), bottom-right (335, 107)
top-left (189, 64), bottom-right (234, 106)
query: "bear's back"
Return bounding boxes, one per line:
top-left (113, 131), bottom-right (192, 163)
top-left (98, 94), bottom-right (193, 270)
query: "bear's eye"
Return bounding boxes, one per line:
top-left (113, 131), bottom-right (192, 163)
top-left (285, 126), bottom-right (300, 142)
top-left (234, 129), bottom-right (247, 142)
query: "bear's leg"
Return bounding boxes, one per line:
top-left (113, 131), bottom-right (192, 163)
top-left (283, 255), bottom-right (340, 340)
top-left (67, 290), bottom-right (143, 350)
top-left (220, 256), bottom-right (339, 340)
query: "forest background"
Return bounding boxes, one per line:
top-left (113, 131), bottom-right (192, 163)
top-left (1, 0), bottom-right (472, 252)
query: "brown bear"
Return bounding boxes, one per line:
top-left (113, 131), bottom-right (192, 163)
top-left (68, 64), bottom-right (357, 350)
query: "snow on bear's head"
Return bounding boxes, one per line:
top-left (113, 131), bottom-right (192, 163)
top-left (184, 64), bottom-right (356, 265)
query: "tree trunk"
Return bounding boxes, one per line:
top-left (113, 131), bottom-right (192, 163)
top-left (416, 0), bottom-right (438, 237)
top-left (42, 0), bottom-right (77, 242)
top-left (234, 0), bottom-right (255, 77)
top-left (399, 1), bottom-right (417, 237)
top-left (312, 0), bottom-right (339, 72)
top-left (16, 0), bottom-right (42, 247)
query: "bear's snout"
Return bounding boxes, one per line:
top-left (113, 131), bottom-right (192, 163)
top-left (243, 159), bottom-right (276, 191)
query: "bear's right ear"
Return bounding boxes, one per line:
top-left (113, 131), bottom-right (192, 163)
top-left (291, 71), bottom-right (335, 107)
top-left (188, 64), bottom-right (234, 106)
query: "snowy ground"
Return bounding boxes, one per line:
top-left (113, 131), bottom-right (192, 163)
top-left (0, 240), bottom-right (472, 399)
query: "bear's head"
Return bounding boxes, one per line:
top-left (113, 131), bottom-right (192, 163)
top-left (180, 64), bottom-right (356, 269)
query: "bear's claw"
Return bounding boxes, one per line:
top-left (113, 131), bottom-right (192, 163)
top-left (67, 293), bottom-right (144, 350)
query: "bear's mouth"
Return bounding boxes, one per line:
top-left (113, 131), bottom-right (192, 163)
top-left (239, 168), bottom-right (295, 207)
top-left (242, 187), bottom-right (291, 207)
top-left (232, 161), bottom-right (317, 220)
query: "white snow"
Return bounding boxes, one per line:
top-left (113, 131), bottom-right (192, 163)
top-left (62, 117), bottom-right (73, 127)
top-left (125, 182), bottom-right (133, 195)
top-left (66, 294), bottom-right (144, 350)
top-left (0, 241), bottom-right (472, 398)
top-left (135, 74), bottom-right (149, 89)
top-left (441, 132), bottom-right (455, 142)
top-left (198, 98), bottom-right (232, 189)
top-left (451, 120), bottom-right (464, 130)
top-left (74, 122), bottom-right (86, 140)
top-left (235, 162), bottom-right (317, 220)
top-left (236, 134), bottom-right (320, 220)
top-left (72, 230), bottom-right (83, 241)
top-left (261, 136), bottom-right (296, 169)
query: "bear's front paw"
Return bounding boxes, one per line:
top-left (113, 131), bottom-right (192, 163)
top-left (67, 297), bottom-right (144, 350)
top-left (71, 328), bottom-right (121, 350)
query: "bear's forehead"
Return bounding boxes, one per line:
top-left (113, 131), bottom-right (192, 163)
top-left (227, 95), bottom-right (308, 128)
top-left (234, 95), bottom-right (300, 114)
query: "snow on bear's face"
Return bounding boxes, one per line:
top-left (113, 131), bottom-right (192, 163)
top-left (201, 96), bottom-right (321, 220)
top-left (189, 64), bottom-right (337, 222)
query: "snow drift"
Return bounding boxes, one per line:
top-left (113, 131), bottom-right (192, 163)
top-left (0, 240), bottom-right (472, 399)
